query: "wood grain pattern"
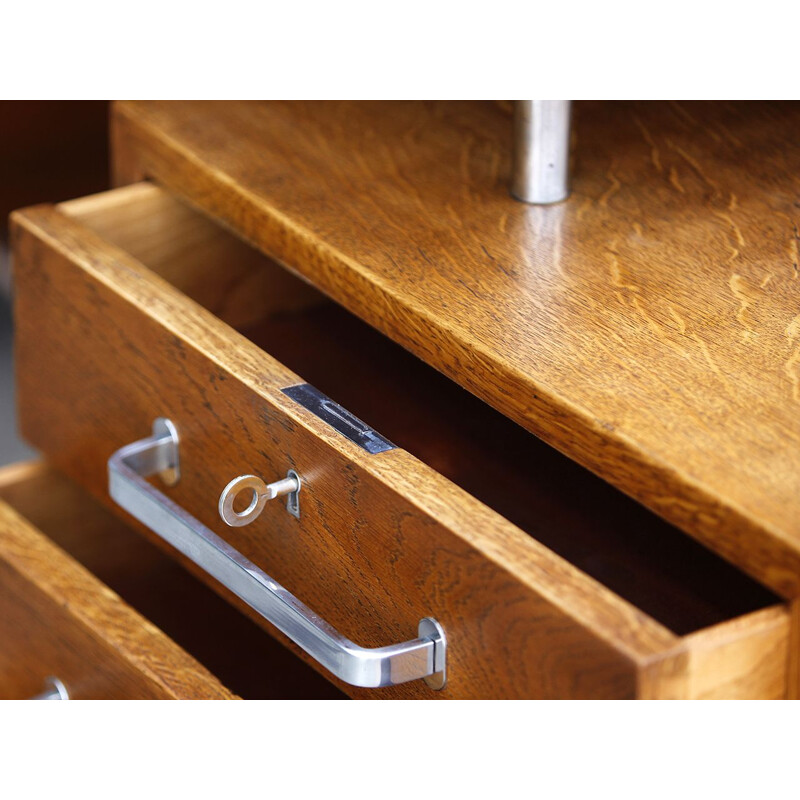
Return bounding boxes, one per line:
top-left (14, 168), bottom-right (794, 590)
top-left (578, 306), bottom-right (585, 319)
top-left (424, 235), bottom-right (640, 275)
top-left (10, 184), bottom-right (791, 698)
top-left (61, 183), bottom-right (325, 329)
top-left (638, 606), bottom-right (790, 699)
top-left (110, 101), bottom-right (800, 597)
top-left (0, 462), bottom-right (235, 700)
top-left (787, 598), bottom-right (800, 699)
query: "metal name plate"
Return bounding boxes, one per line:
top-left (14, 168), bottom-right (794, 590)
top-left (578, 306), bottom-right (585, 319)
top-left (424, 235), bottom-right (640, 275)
top-left (281, 384), bottom-right (395, 454)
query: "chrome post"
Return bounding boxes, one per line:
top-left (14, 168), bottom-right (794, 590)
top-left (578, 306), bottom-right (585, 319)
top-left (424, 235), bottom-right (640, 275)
top-left (511, 100), bottom-right (572, 204)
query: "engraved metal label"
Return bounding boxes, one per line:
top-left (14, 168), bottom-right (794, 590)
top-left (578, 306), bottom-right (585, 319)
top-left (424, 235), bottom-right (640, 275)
top-left (281, 384), bottom-right (395, 454)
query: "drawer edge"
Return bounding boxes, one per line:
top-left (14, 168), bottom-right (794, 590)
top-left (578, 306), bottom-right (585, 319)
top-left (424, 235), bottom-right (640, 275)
top-left (638, 605), bottom-right (791, 699)
top-left (0, 462), bottom-right (236, 700)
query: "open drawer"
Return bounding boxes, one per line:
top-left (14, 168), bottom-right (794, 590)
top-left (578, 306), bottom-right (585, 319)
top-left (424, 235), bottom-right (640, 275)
top-left (0, 461), bottom-right (345, 699)
top-left (10, 183), bottom-right (793, 698)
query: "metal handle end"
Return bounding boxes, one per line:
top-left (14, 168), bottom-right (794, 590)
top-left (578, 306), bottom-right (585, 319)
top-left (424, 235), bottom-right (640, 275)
top-left (419, 618), bottom-right (447, 690)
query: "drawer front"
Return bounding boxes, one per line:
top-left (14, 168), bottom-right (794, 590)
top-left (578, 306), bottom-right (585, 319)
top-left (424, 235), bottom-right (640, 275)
top-left (0, 463), bottom-right (234, 700)
top-left (10, 185), bottom-right (791, 699)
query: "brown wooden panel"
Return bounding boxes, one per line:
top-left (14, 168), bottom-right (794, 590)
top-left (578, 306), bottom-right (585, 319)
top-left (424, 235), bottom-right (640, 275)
top-left (638, 607), bottom-right (790, 699)
top-left (59, 184), bottom-right (326, 329)
top-left (11, 197), bottom-right (679, 699)
top-left (0, 463), bottom-right (234, 700)
top-left (111, 100), bottom-right (800, 597)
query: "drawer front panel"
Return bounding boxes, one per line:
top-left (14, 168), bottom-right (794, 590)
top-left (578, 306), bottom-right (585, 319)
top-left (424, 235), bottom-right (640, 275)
top-left (10, 189), bottom-right (791, 699)
top-left (0, 467), bottom-right (234, 700)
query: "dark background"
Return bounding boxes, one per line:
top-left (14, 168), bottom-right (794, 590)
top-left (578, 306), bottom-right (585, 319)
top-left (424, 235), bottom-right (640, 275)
top-left (0, 101), bottom-right (109, 464)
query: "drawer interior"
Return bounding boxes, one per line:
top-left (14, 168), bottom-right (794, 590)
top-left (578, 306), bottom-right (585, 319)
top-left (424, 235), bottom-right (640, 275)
top-left (0, 463), bottom-right (345, 699)
top-left (239, 306), bottom-right (780, 635)
top-left (61, 184), bottom-right (779, 637)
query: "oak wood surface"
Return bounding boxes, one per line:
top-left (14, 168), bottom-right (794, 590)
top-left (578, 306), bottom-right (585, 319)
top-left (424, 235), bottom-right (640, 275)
top-left (789, 599), bottom-right (800, 699)
top-left (10, 184), bottom-right (791, 698)
top-left (60, 184), bottom-right (325, 329)
top-left (0, 462), bottom-right (235, 700)
top-left (111, 101), bottom-right (800, 597)
top-left (638, 606), bottom-right (790, 699)
top-left (0, 461), bottom-right (346, 699)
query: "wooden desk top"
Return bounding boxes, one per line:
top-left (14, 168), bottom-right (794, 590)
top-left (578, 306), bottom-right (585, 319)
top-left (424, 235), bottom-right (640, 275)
top-left (112, 100), bottom-right (800, 596)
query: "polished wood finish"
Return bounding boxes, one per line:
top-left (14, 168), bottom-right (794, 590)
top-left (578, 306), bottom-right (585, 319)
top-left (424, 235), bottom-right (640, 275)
top-left (638, 606), bottom-right (790, 699)
top-left (0, 461), bottom-right (234, 700)
top-left (10, 183), bottom-right (791, 698)
top-left (111, 101), bottom-right (800, 597)
top-left (60, 184), bottom-right (325, 330)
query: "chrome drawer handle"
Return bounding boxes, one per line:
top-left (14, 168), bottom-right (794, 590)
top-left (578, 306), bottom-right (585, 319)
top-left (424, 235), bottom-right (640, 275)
top-left (108, 419), bottom-right (446, 690)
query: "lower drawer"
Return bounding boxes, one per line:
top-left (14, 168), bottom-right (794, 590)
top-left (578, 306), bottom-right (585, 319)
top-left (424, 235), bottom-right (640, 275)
top-left (10, 183), bottom-right (794, 698)
top-left (0, 461), bottom-right (344, 699)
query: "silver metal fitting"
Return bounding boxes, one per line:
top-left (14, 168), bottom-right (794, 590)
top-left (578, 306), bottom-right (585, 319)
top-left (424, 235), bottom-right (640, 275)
top-left (511, 100), bottom-right (572, 204)
top-left (218, 470), bottom-right (301, 526)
